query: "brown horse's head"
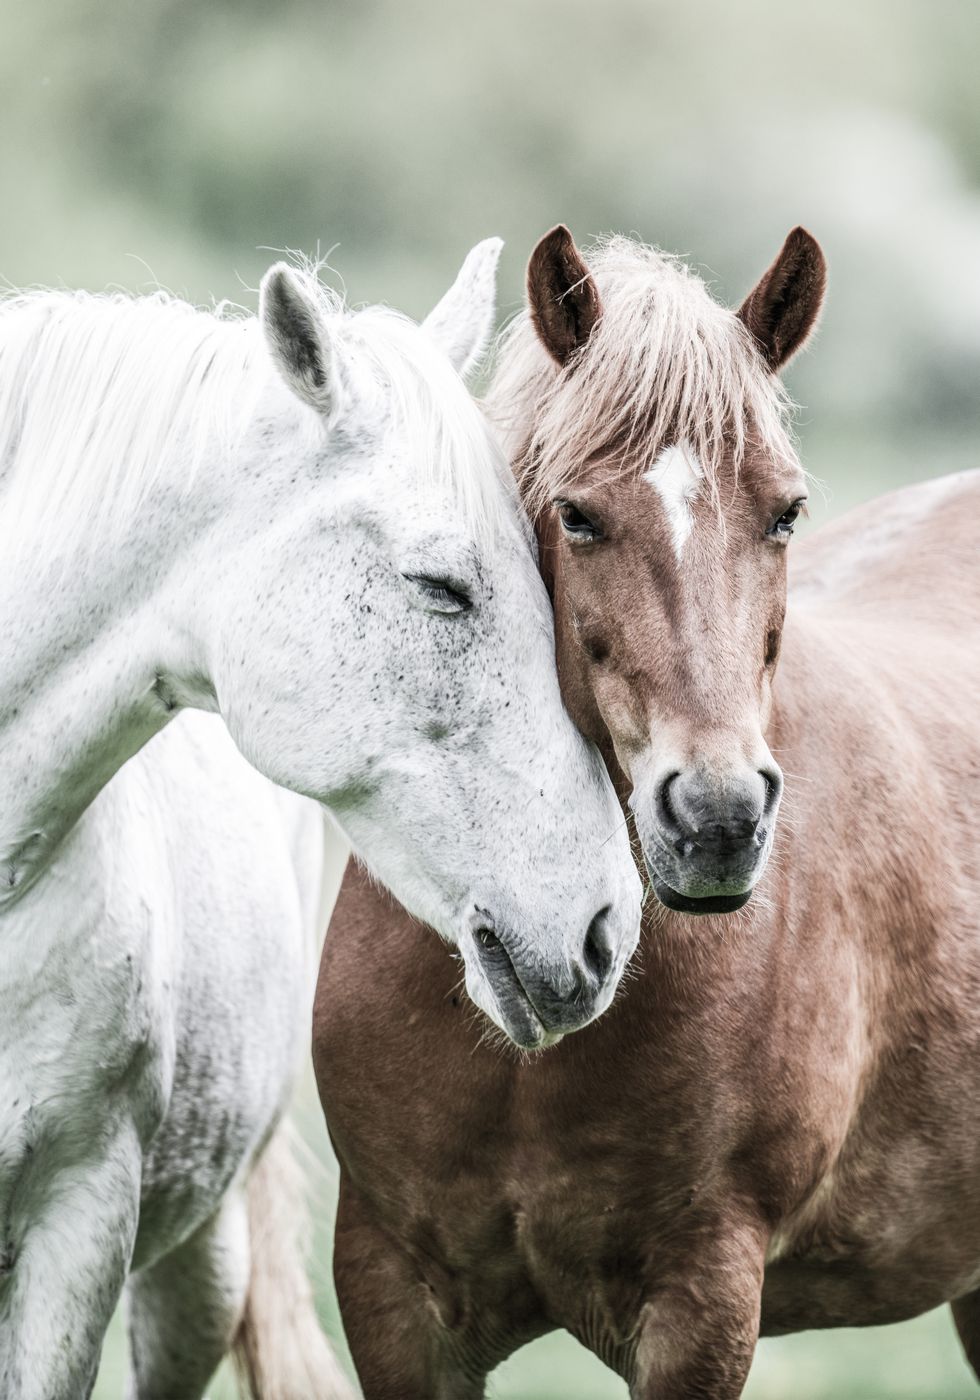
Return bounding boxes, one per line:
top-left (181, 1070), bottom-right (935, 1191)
top-left (489, 226), bottom-right (826, 915)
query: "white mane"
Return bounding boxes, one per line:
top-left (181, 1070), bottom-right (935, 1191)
top-left (486, 235), bottom-right (799, 516)
top-left (0, 270), bottom-right (509, 562)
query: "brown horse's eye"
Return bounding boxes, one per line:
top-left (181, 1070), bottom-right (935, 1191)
top-left (556, 500), bottom-right (602, 542)
top-left (767, 498), bottom-right (806, 540)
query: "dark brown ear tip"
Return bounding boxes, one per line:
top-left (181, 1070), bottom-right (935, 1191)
top-left (530, 224), bottom-right (574, 261)
top-left (786, 226), bottom-right (826, 267)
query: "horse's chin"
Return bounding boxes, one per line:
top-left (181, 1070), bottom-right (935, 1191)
top-left (462, 948), bottom-right (554, 1050)
top-left (480, 997), bottom-right (565, 1052)
top-left (649, 874), bottom-right (753, 917)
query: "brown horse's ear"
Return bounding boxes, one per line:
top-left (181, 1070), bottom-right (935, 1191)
top-left (737, 227), bottom-right (827, 372)
top-left (527, 225), bottom-right (602, 366)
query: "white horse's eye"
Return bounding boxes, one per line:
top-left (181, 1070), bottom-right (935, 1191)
top-left (404, 574), bottom-right (474, 615)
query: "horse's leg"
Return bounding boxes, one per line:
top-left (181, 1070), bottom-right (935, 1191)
top-left (0, 1131), bottom-right (141, 1400)
top-left (333, 1176), bottom-right (488, 1400)
top-left (952, 1291), bottom-right (980, 1383)
top-left (629, 1225), bottom-right (764, 1400)
top-left (125, 1185), bottom-right (250, 1400)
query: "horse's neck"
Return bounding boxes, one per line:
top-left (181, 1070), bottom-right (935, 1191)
top-left (0, 501), bottom-right (215, 909)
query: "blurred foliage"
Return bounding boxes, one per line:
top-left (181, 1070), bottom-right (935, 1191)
top-left (4, 0), bottom-right (980, 519)
top-left (3, 1), bottom-right (978, 1395)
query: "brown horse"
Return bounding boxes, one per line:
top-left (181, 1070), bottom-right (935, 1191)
top-left (314, 226), bottom-right (980, 1399)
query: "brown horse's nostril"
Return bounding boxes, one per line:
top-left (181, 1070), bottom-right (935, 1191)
top-left (761, 767), bottom-right (783, 819)
top-left (655, 771), bottom-right (685, 845)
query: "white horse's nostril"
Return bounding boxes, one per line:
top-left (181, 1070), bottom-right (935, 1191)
top-left (582, 905), bottom-right (614, 986)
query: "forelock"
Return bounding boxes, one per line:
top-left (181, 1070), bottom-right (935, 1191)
top-left (485, 235), bottom-right (800, 517)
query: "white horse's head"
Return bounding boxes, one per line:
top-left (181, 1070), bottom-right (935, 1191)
top-left (199, 242), bottom-right (641, 1047)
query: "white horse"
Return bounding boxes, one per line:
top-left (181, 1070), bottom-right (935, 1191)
top-left (0, 240), bottom-right (641, 1400)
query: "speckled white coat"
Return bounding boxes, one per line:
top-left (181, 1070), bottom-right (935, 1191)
top-left (0, 716), bottom-right (339, 1398)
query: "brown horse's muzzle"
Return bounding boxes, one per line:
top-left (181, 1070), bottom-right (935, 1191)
top-left (633, 759), bottom-right (783, 915)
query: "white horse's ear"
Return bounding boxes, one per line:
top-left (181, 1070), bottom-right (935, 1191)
top-left (422, 237), bottom-right (503, 380)
top-left (260, 263), bottom-right (339, 415)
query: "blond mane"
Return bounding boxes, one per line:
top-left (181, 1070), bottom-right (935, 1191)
top-left (485, 235), bottom-right (798, 515)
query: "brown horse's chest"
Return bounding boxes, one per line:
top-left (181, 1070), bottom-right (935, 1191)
top-left (355, 1084), bottom-right (721, 1367)
top-left (370, 1035), bottom-right (980, 1357)
top-left (319, 863), bottom-right (980, 1370)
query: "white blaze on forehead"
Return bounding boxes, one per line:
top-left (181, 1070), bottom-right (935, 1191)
top-left (643, 441), bottom-right (703, 559)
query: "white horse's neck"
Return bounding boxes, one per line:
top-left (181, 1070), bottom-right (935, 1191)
top-left (0, 290), bottom-right (334, 907)
top-left (0, 476), bottom-right (219, 906)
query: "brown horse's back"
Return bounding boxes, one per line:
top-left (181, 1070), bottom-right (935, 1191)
top-left (791, 469), bottom-right (979, 623)
top-left (315, 472), bottom-right (980, 1397)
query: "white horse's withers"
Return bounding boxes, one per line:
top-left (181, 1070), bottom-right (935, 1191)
top-left (0, 240), bottom-right (641, 1399)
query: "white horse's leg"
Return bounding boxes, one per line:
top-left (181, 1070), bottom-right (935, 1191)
top-left (125, 1185), bottom-right (250, 1400)
top-left (0, 1133), bottom-right (141, 1400)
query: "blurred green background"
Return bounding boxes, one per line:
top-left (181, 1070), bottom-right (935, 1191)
top-left (2, 0), bottom-right (978, 1394)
